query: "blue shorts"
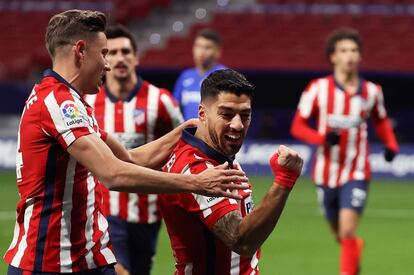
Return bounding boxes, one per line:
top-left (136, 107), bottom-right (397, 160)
top-left (8, 265), bottom-right (115, 275)
top-left (106, 216), bottom-right (161, 275)
top-left (316, 180), bottom-right (369, 222)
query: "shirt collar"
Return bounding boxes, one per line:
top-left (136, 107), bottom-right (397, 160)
top-left (42, 69), bottom-right (82, 98)
top-left (104, 76), bottom-right (143, 103)
top-left (182, 127), bottom-right (234, 168)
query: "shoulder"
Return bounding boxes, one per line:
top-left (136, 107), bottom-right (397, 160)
top-left (167, 141), bottom-right (214, 174)
top-left (364, 79), bottom-right (383, 93)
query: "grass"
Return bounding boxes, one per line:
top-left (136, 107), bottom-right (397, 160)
top-left (1, 171), bottom-right (413, 274)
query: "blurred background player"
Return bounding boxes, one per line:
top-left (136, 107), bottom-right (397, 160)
top-left (85, 24), bottom-right (184, 275)
top-left (160, 69), bottom-right (303, 274)
top-left (172, 28), bottom-right (226, 120)
top-left (290, 28), bottom-right (399, 275)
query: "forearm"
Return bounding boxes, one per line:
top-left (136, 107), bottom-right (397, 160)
top-left (291, 113), bottom-right (324, 145)
top-left (101, 159), bottom-right (195, 193)
top-left (373, 117), bottom-right (399, 152)
top-left (235, 184), bottom-right (291, 255)
top-left (128, 121), bottom-right (191, 169)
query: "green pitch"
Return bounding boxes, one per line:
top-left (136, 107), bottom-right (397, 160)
top-left (1, 172), bottom-right (413, 275)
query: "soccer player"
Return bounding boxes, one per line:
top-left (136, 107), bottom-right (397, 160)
top-left (290, 28), bottom-right (399, 275)
top-left (4, 10), bottom-right (249, 275)
top-left (159, 69), bottom-right (304, 274)
top-left (84, 24), bottom-right (184, 275)
top-left (172, 28), bottom-right (226, 120)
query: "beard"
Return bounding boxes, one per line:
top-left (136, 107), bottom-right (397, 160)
top-left (207, 124), bottom-right (241, 158)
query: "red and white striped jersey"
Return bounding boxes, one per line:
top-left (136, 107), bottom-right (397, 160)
top-left (159, 128), bottom-right (260, 275)
top-left (85, 78), bottom-right (183, 223)
top-left (295, 75), bottom-right (392, 187)
top-left (4, 70), bottom-right (116, 273)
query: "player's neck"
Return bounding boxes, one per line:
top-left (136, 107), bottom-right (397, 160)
top-left (106, 74), bottom-right (138, 100)
top-left (53, 62), bottom-right (82, 94)
top-left (197, 63), bottom-right (215, 75)
top-left (334, 69), bottom-right (359, 93)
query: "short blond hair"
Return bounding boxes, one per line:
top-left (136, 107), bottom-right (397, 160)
top-left (45, 9), bottom-right (106, 57)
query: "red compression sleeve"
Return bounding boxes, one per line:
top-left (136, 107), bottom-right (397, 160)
top-left (372, 117), bottom-right (399, 152)
top-left (290, 112), bottom-right (325, 145)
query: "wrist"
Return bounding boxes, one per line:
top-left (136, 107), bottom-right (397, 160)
top-left (273, 166), bottom-right (299, 189)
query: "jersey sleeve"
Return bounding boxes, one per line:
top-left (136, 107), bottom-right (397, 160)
top-left (370, 85), bottom-right (399, 152)
top-left (40, 87), bottom-right (94, 150)
top-left (371, 84), bottom-right (388, 120)
top-left (297, 80), bottom-right (319, 119)
top-left (159, 89), bottom-right (184, 127)
top-left (291, 80), bottom-right (325, 144)
top-left (179, 160), bottom-right (240, 230)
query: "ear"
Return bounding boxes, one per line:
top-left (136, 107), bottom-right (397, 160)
top-left (329, 53), bottom-right (336, 65)
top-left (198, 104), bottom-right (206, 122)
top-left (74, 40), bottom-right (87, 61)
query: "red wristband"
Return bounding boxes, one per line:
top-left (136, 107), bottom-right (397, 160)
top-left (270, 153), bottom-right (300, 189)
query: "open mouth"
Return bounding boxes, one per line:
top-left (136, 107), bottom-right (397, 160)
top-left (225, 133), bottom-right (242, 142)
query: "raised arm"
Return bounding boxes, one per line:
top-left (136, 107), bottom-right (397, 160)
top-left (106, 119), bottom-right (198, 169)
top-left (68, 133), bottom-right (248, 199)
top-left (212, 145), bottom-right (303, 257)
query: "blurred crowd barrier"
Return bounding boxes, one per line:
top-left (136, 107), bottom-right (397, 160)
top-left (1, 136), bottom-right (413, 179)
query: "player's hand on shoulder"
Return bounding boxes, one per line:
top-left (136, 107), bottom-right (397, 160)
top-left (193, 162), bottom-right (249, 200)
top-left (269, 145), bottom-right (303, 189)
top-left (180, 118), bottom-right (200, 129)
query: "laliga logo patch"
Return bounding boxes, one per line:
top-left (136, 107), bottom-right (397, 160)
top-left (60, 100), bottom-right (85, 128)
top-left (62, 101), bottom-right (79, 119)
top-left (134, 108), bottom-right (146, 126)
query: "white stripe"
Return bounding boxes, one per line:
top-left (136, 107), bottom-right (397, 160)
top-left (146, 85), bottom-right (160, 142)
top-left (11, 198), bottom-right (34, 267)
top-left (230, 251), bottom-right (240, 275)
top-left (160, 93), bottom-right (184, 127)
top-left (339, 97), bottom-right (360, 184)
top-left (104, 97), bottom-right (115, 133)
top-left (353, 123), bottom-right (368, 180)
top-left (84, 94), bottom-right (97, 107)
top-left (44, 92), bottom-right (76, 147)
top-left (184, 262), bottom-right (193, 275)
top-left (147, 194), bottom-right (158, 223)
top-left (127, 193), bottom-right (139, 223)
top-left (250, 251), bottom-right (259, 271)
top-left (317, 79), bottom-right (329, 135)
top-left (73, 95), bottom-right (94, 134)
top-left (371, 83), bottom-right (387, 118)
top-left (314, 79), bottom-right (329, 184)
top-left (97, 212), bottom-right (116, 264)
top-left (5, 213), bottom-right (19, 251)
top-left (60, 156), bottom-right (76, 272)
top-left (84, 173), bottom-right (97, 269)
top-left (124, 96), bottom-right (137, 133)
top-left (298, 82), bottom-right (318, 118)
top-left (328, 88), bottom-right (345, 187)
top-left (109, 191), bottom-right (120, 216)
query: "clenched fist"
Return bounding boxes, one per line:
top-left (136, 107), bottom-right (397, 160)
top-left (269, 145), bottom-right (304, 189)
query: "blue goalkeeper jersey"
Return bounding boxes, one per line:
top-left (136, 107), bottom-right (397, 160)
top-left (173, 64), bottom-right (226, 120)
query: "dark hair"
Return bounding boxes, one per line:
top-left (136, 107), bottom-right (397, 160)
top-left (196, 28), bottom-right (222, 46)
top-left (105, 24), bottom-right (138, 53)
top-left (201, 69), bottom-right (254, 102)
top-left (46, 9), bottom-right (107, 58)
top-left (325, 27), bottom-right (362, 58)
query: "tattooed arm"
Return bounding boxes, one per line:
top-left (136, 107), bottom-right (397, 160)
top-left (211, 184), bottom-right (291, 257)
